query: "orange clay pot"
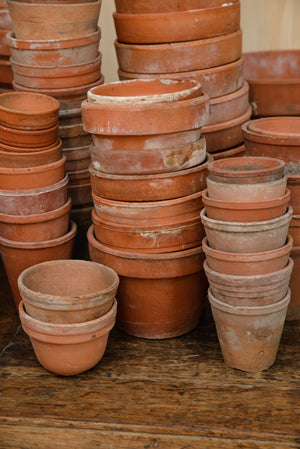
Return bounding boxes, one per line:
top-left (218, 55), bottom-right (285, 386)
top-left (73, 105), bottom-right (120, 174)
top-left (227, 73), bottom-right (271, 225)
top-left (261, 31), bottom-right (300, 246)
top-left (208, 82), bottom-right (249, 126)
top-left (7, 28), bottom-right (101, 67)
top-left (287, 246), bottom-right (300, 320)
top-left (18, 260), bottom-right (119, 324)
top-left (115, 30), bottom-right (242, 74)
top-left (113, 0), bottom-right (240, 44)
top-left (208, 288), bottom-right (290, 372)
top-left (200, 206), bottom-right (293, 253)
top-left (115, 0), bottom-right (229, 14)
top-left (0, 220), bottom-right (76, 307)
top-left (7, 0), bottom-right (102, 40)
top-left (0, 91), bottom-right (59, 130)
top-left (0, 139), bottom-right (62, 167)
top-left (0, 154), bottom-right (66, 190)
top-left (0, 175), bottom-right (68, 215)
top-left (18, 299), bottom-right (117, 376)
top-left (89, 156), bottom-right (211, 201)
top-left (68, 183), bottom-right (92, 207)
top-left (202, 235), bottom-right (293, 276)
top-left (212, 144), bottom-right (246, 160)
top-left (0, 123), bottom-right (58, 148)
top-left (243, 50), bottom-right (300, 117)
top-left (88, 226), bottom-right (208, 339)
top-left (289, 215), bottom-right (300, 246)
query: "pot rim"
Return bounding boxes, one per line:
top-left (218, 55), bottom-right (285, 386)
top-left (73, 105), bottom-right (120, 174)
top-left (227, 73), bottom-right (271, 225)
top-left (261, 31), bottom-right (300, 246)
top-left (10, 53), bottom-right (102, 73)
top-left (209, 81), bottom-right (248, 106)
top-left (242, 119), bottom-right (300, 146)
top-left (0, 154), bottom-right (66, 174)
top-left (0, 91), bottom-right (60, 118)
top-left (0, 122), bottom-right (58, 135)
top-left (0, 137), bottom-right (62, 154)
top-left (0, 174), bottom-right (68, 196)
top-left (207, 156), bottom-right (286, 179)
top-left (203, 106), bottom-right (251, 133)
top-left (8, 0), bottom-right (101, 9)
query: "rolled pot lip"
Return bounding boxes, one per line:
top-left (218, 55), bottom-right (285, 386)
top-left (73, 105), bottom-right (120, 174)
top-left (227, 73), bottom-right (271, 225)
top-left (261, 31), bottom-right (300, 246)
top-left (0, 122), bottom-right (58, 135)
top-left (0, 174), bottom-right (68, 197)
top-left (8, 0), bottom-right (101, 8)
top-left (203, 106), bottom-right (251, 133)
top-left (207, 173), bottom-right (287, 189)
top-left (0, 138), bottom-right (62, 156)
top-left (0, 91), bottom-right (60, 118)
top-left (0, 154), bottom-right (66, 174)
top-left (247, 116), bottom-right (300, 138)
top-left (242, 120), bottom-right (300, 145)
top-left (209, 81), bottom-right (249, 106)
top-left (10, 53), bottom-right (102, 73)
top-left (208, 287), bottom-right (291, 316)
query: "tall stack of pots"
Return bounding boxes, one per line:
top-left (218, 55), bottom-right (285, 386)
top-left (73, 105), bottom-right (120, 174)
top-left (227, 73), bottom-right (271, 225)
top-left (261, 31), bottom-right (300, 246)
top-left (243, 117), bottom-right (300, 320)
top-left (114, 0), bottom-right (251, 160)
top-left (0, 92), bottom-right (76, 308)
top-left (201, 156), bottom-right (293, 372)
top-left (82, 77), bottom-right (211, 339)
top-left (0, 0), bottom-right (13, 91)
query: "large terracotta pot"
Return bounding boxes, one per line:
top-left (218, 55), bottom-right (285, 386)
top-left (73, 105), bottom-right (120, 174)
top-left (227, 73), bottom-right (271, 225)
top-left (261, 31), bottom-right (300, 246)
top-left (0, 140), bottom-right (62, 167)
top-left (288, 246), bottom-right (300, 320)
top-left (88, 225), bottom-right (208, 339)
top-left (208, 82), bottom-right (249, 126)
top-left (0, 123), bottom-right (58, 148)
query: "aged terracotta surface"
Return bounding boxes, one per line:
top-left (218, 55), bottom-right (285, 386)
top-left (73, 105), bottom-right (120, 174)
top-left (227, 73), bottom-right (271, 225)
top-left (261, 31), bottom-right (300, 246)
top-left (212, 143), bottom-right (246, 160)
top-left (115, 0), bottom-right (229, 14)
top-left (0, 123), bottom-right (58, 148)
top-left (0, 139), bottom-right (62, 167)
top-left (208, 81), bottom-right (249, 126)
top-left (68, 182), bottom-right (92, 207)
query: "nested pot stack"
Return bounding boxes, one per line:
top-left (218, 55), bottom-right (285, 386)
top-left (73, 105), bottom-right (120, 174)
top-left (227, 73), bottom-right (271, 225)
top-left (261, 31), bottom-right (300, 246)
top-left (82, 77), bottom-right (211, 339)
top-left (114, 0), bottom-right (250, 161)
top-left (0, 91), bottom-right (76, 308)
top-left (201, 156), bottom-right (293, 372)
top-left (0, 0), bottom-right (13, 91)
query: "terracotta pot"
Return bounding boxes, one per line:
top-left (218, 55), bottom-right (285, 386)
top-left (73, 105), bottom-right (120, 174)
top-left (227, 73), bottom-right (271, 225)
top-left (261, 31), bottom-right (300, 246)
top-left (207, 156), bottom-right (286, 184)
top-left (0, 175), bottom-right (68, 215)
top-left (200, 206), bottom-right (293, 253)
top-left (118, 58), bottom-right (245, 100)
top-left (15, 0), bottom-right (97, 3)
top-left (113, 0), bottom-right (240, 44)
top-left (0, 154), bottom-right (66, 190)
top-left (89, 156), bottom-right (211, 201)
top-left (0, 123), bottom-right (58, 148)
top-left (0, 31), bottom-right (11, 56)
top-left (70, 205), bottom-right (92, 260)
top-left (11, 54), bottom-right (102, 89)
top-left (115, 30), bottom-right (242, 73)
top-left (115, 0), bottom-right (228, 14)
top-left (59, 107), bottom-right (82, 127)
top-left (288, 246), bottom-right (300, 320)
top-left (7, 0), bottom-right (102, 40)
top-left (202, 106), bottom-right (252, 153)
top-left (92, 208), bottom-right (205, 254)
top-left (65, 155), bottom-right (90, 172)
top-left (7, 28), bottom-right (101, 67)
top-left (206, 175), bottom-right (287, 202)
top-left (0, 91), bottom-right (59, 130)
top-left (287, 173), bottom-right (300, 215)
top-left (212, 144), bottom-right (246, 160)
top-left (289, 215), bottom-right (300, 246)
top-left (0, 139), bottom-right (62, 167)
top-left (68, 168), bottom-right (90, 186)
top-left (208, 288), bottom-right (290, 372)
top-left (204, 258), bottom-right (293, 307)
top-left (88, 226), bottom-right (208, 339)
top-left (0, 220), bottom-right (77, 307)
top-left (243, 50), bottom-right (300, 117)
top-left (63, 145), bottom-right (90, 162)
top-left (209, 82), bottom-right (249, 126)
top-left (68, 183), bottom-right (92, 207)
top-left (203, 235), bottom-right (293, 276)
top-left (19, 299), bottom-right (117, 376)
top-left (90, 137), bottom-right (206, 175)
top-left (61, 132), bottom-right (92, 150)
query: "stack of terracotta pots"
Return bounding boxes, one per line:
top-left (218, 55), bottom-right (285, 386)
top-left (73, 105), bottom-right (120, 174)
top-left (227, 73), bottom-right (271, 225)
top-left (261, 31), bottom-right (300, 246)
top-left (200, 156), bottom-right (294, 372)
top-left (0, 91), bottom-right (76, 309)
top-left (114, 0), bottom-right (251, 160)
top-left (242, 117), bottom-right (300, 320)
top-left (17, 259), bottom-right (119, 375)
top-left (0, 0), bottom-right (13, 91)
top-left (82, 77), bottom-right (211, 339)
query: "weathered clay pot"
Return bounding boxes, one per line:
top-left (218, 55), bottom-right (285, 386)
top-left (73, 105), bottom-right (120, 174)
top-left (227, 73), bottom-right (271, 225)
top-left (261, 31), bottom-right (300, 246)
top-left (65, 155), bottom-right (90, 172)
top-left (0, 123), bottom-right (58, 148)
top-left (209, 82), bottom-right (249, 126)
top-left (115, 30), bottom-right (242, 73)
top-left (63, 145), bottom-right (90, 169)
top-left (287, 173), bottom-right (300, 215)
top-left (113, 0), bottom-right (240, 44)
top-left (212, 144), bottom-right (246, 160)
top-left (0, 175), bottom-right (69, 215)
top-left (289, 215), bottom-right (300, 246)
top-left (200, 206), bottom-right (293, 253)
top-left (68, 168), bottom-right (90, 187)
top-left (208, 288), bottom-right (291, 372)
top-left (60, 132), bottom-right (92, 150)
top-left (18, 260), bottom-right (119, 324)
top-left (203, 235), bottom-right (293, 276)
top-left (0, 140), bottom-right (62, 167)
top-left (243, 50), bottom-right (300, 117)
top-left (7, 0), bottom-right (102, 40)
top-left (68, 183), bottom-right (92, 207)
top-left (18, 299), bottom-right (117, 376)
top-left (88, 225), bottom-right (208, 339)
top-left (0, 220), bottom-right (77, 307)
top-left (59, 106), bottom-right (82, 126)
top-left (288, 246), bottom-right (300, 320)
top-left (115, 0), bottom-right (228, 14)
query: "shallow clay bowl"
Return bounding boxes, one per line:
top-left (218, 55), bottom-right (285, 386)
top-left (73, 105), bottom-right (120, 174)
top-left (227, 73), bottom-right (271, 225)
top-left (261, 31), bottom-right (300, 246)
top-left (0, 123), bottom-right (58, 148)
top-left (0, 139), bottom-right (62, 167)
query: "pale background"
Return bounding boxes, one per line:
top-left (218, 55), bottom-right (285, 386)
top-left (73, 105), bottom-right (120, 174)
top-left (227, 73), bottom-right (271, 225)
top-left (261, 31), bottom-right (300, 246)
top-left (98, 0), bottom-right (300, 83)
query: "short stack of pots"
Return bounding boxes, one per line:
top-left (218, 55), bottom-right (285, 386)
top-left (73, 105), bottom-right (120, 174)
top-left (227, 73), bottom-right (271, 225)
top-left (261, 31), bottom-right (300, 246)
top-left (243, 117), bottom-right (300, 320)
top-left (0, 91), bottom-right (76, 308)
top-left (201, 156), bottom-right (293, 372)
top-left (82, 77), bottom-right (211, 339)
top-left (0, 0), bottom-right (13, 91)
top-left (17, 259), bottom-right (119, 375)
top-left (114, 0), bottom-right (251, 160)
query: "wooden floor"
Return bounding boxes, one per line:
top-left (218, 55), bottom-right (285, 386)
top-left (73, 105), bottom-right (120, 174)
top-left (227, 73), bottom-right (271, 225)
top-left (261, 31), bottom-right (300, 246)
top-left (0, 260), bottom-right (299, 449)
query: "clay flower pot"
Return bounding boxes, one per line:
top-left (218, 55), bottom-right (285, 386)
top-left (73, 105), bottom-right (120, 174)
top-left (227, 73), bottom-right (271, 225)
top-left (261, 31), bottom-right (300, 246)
top-left (212, 144), bottom-right (246, 160)
top-left (208, 288), bottom-right (291, 372)
top-left (0, 142), bottom-right (62, 168)
top-left (115, 30), bottom-right (242, 74)
top-left (243, 50), bottom-right (300, 117)
top-left (63, 145), bottom-right (90, 171)
top-left (288, 246), bottom-right (300, 320)
top-left (200, 206), bottom-right (293, 253)
top-left (115, 0), bottom-right (228, 14)
top-left (289, 215), bottom-right (300, 246)
top-left (0, 220), bottom-right (77, 307)
top-left (0, 124), bottom-right (59, 149)
top-left (18, 299), bottom-right (117, 376)
top-left (0, 91), bottom-right (59, 130)
top-left (88, 225), bottom-right (208, 339)
top-left (18, 260), bottom-right (119, 324)
top-left (0, 175), bottom-right (69, 215)
top-left (202, 235), bottom-right (293, 276)
top-left (59, 106), bottom-right (82, 127)
top-left (208, 82), bottom-right (249, 126)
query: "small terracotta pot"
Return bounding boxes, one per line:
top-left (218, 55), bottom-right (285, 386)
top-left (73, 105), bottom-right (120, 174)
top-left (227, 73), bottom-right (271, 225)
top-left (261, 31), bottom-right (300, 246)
top-left (203, 235), bottom-right (293, 276)
top-left (0, 139), bottom-right (62, 167)
top-left (115, 0), bottom-right (228, 14)
top-left (0, 123), bottom-right (58, 148)
top-left (209, 82), bottom-right (249, 126)
top-left (208, 288), bottom-right (290, 372)
top-left (0, 91), bottom-right (59, 130)
top-left (287, 173), bottom-right (300, 215)
top-left (289, 215), bottom-right (300, 246)
top-left (7, 0), bottom-right (102, 40)
top-left (0, 220), bottom-right (77, 307)
top-left (89, 156), bottom-right (211, 201)
top-left (204, 258), bottom-right (293, 307)
top-left (115, 30), bottom-right (242, 74)
top-left (200, 206), bottom-right (293, 253)
top-left (19, 299), bottom-right (117, 376)
top-left (18, 259), bottom-right (119, 324)
top-left (68, 183), bottom-right (92, 207)
top-left (212, 144), bottom-right (246, 160)
top-left (288, 246), bottom-right (300, 320)
top-left (88, 226), bottom-right (208, 339)
top-left (0, 175), bottom-right (69, 215)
